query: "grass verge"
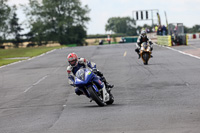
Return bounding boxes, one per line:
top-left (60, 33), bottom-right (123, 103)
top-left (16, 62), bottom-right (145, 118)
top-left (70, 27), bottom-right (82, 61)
top-left (0, 59), bottom-right (23, 66)
top-left (0, 46), bottom-right (64, 67)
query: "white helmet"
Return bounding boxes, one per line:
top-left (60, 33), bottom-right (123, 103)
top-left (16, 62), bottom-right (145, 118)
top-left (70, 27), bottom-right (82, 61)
top-left (141, 30), bottom-right (147, 37)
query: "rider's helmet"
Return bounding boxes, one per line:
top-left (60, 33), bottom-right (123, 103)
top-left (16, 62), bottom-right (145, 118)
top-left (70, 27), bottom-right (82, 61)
top-left (67, 53), bottom-right (78, 67)
top-left (141, 30), bottom-right (147, 37)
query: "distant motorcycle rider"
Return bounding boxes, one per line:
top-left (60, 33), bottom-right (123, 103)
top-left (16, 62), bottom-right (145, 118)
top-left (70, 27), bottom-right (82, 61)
top-left (67, 53), bottom-right (114, 96)
top-left (135, 30), bottom-right (153, 59)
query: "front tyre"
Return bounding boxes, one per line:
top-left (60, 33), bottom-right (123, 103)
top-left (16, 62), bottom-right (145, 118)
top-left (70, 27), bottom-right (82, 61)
top-left (142, 52), bottom-right (149, 65)
top-left (144, 61), bottom-right (148, 65)
top-left (88, 86), bottom-right (105, 107)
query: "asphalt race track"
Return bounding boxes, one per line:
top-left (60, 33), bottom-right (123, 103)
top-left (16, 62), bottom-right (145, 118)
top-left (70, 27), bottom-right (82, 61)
top-left (0, 43), bottom-right (200, 133)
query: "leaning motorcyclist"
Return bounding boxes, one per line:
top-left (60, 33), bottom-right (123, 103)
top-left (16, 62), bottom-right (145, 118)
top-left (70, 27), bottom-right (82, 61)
top-left (135, 30), bottom-right (153, 59)
top-left (67, 53), bottom-right (114, 96)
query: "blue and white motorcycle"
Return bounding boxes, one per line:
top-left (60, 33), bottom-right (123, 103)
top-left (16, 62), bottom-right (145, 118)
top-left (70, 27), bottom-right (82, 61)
top-left (74, 68), bottom-right (114, 106)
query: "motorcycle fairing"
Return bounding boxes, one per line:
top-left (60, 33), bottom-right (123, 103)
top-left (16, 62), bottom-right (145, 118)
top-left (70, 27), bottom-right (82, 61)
top-left (75, 69), bottom-right (95, 87)
top-left (74, 68), bottom-right (110, 102)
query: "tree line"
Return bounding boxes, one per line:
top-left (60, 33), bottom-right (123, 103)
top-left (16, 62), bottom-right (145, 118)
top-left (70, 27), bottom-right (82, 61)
top-left (105, 17), bottom-right (200, 36)
top-left (0, 0), bottom-right (199, 48)
top-left (184, 25), bottom-right (200, 33)
top-left (0, 0), bottom-right (90, 48)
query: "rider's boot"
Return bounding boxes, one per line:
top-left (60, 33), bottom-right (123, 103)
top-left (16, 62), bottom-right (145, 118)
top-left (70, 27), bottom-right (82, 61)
top-left (96, 70), bottom-right (114, 92)
top-left (101, 77), bottom-right (114, 92)
top-left (150, 47), bottom-right (153, 58)
top-left (138, 54), bottom-right (141, 59)
top-left (106, 82), bottom-right (114, 90)
top-left (135, 48), bottom-right (140, 59)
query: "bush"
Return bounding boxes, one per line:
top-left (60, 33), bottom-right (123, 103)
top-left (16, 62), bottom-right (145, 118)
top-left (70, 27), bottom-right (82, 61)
top-left (87, 33), bottom-right (126, 39)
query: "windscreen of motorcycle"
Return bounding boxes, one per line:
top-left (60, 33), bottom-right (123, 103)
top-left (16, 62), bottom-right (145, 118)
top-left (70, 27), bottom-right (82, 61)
top-left (142, 42), bottom-right (148, 49)
top-left (76, 69), bottom-right (85, 81)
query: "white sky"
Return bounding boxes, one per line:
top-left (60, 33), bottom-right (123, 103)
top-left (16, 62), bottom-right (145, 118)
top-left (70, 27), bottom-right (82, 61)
top-left (7, 0), bottom-right (200, 35)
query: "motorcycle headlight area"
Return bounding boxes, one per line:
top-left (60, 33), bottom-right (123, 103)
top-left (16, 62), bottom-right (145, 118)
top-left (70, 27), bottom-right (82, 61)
top-left (76, 69), bottom-right (85, 81)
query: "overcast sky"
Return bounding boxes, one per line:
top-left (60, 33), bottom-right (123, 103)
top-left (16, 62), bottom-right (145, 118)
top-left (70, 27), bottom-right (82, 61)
top-left (7, 0), bottom-right (200, 35)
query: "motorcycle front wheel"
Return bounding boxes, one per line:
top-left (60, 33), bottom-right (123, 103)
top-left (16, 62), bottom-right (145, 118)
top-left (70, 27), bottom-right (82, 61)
top-left (88, 86), bottom-right (105, 107)
top-left (142, 52), bottom-right (150, 65)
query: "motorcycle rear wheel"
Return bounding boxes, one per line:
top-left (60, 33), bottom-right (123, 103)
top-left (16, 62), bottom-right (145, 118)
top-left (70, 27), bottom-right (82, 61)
top-left (106, 93), bottom-right (114, 105)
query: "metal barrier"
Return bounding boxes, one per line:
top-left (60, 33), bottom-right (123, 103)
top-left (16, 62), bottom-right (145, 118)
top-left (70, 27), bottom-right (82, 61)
top-left (187, 33), bottom-right (200, 39)
top-left (186, 33), bottom-right (200, 45)
top-left (124, 37), bottom-right (138, 43)
top-left (173, 34), bottom-right (187, 45)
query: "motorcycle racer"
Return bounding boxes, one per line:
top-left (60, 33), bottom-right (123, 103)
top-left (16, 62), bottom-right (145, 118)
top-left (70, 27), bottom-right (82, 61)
top-left (67, 53), bottom-right (114, 96)
top-left (135, 30), bottom-right (153, 59)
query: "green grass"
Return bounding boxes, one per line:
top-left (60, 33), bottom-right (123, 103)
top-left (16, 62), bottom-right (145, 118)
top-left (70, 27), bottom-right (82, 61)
top-left (103, 42), bottom-right (118, 45)
top-left (0, 46), bottom-right (64, 67)
top-left (0, 59), bottom-right (23, 66)
top-left (65, 44), bottom-right (77, 47)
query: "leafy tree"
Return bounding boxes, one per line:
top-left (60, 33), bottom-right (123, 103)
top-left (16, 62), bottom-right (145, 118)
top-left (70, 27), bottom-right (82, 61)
top-left (105, 17), bottom-right (136, 35)
top-left (184, 25), bottom-right (200, 33)
top-left (136, 24), bottom-right (155, 33)
top-left (66, 25), bottom-right (87, 45)
top-left (184, 26), bottom-right (190, 33)
top-left (0, 0), bottom-right (11, 43)
top-left (191, 25), bottom-right (200, 33)
top-left (9, 12), bottom-right (23, 47)
top-left (23, 0), bottom-right (90, 45)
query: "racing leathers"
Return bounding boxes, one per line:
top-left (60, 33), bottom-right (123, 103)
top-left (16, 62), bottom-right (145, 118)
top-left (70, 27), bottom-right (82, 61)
top-left (135, 34), bottom-right (153, 58)
top-left (67, 58), bottom-right (113, 96)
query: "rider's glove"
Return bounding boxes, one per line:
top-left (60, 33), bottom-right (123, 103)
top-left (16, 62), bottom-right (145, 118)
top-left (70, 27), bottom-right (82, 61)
top-left (71, 83), bottom-right (76, 87)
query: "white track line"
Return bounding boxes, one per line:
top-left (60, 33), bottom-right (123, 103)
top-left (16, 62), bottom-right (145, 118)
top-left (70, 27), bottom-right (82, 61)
top-left (155, 43), bottom-right (200, 60)
top-left (166, 47), bottom-right (200, 60)
top-left (24, 75), bottom-right (48, 93)
top-left (124, 51), bottom-right (127, 57)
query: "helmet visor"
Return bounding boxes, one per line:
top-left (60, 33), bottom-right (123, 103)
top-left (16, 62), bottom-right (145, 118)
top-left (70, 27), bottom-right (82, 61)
top-left (142, 33), bottom-right (146, 36)
top-left (69, 60), bottom-right (77, 66)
